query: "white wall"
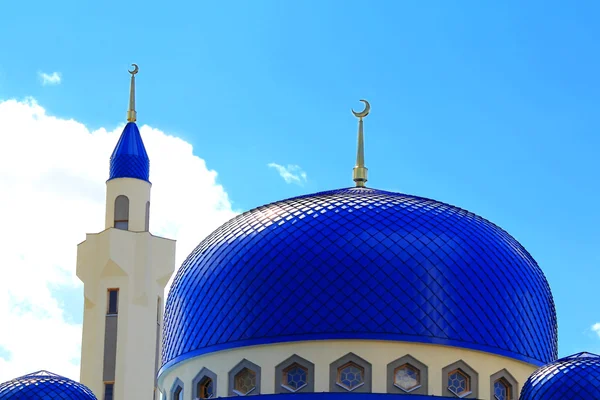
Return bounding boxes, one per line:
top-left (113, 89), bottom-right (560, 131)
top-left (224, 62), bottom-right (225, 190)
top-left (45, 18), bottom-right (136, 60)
top-left (159, 340), bottom-right (537, 399)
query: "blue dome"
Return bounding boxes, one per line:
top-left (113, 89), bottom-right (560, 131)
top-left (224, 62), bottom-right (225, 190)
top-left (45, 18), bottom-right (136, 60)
top-left (162, 187), bottom-right (557, 372)
top-left (520, 352), bottom-right (600, 399)
top-left (0, 370), bottom-right (97, 400)
top-left (109, 122), bottom-right (149, 181)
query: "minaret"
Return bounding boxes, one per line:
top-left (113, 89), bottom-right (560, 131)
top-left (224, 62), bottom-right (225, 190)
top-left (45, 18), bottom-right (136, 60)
top-left (76, 64), bottom-right (176, 400)
top-left (352, 99), bottom-right (370, 187)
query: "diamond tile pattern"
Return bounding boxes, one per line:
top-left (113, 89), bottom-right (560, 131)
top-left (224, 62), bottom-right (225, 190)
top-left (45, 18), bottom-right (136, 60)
top-left (162, 187), bottom-right (557, 369)
top-left (109, 122), bottom-right (150, 181)
top-left (0, 370), bottom-right (97, 399)
top-left (520, 352), bottom-right (600, 400)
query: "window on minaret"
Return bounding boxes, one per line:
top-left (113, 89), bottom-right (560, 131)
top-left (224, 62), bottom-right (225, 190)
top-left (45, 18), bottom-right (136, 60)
top-left (114, 195), bottom-right (129, 230)
top-left (145, 201), bottom-right (150, 231)
top-left (104, 382), bottom-right (114, 400)
top-left (107, 289), bottom-right (119, 315)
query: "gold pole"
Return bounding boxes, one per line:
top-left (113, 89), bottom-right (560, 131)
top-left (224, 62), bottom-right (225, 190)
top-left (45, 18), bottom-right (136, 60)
top-left (127, 64), bottom-right (139, 122)
top-left (352, 99), bottom-right (370, 187)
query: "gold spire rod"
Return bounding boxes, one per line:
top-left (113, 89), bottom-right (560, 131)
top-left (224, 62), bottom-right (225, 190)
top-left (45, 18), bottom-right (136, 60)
top-left (351, 99), bottom-right (370, 187)
top-left (127, 63), bottom-right (139, 122)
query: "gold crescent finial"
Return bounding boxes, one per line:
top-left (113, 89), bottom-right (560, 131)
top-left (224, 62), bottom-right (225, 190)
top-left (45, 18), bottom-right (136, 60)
top-left (129, 63), bottom-right (139, 75)
top-left (352, 99), bottom-right (369, 187)
top-left (127, 64), bottom-right (138, 122)
top-left (352, 99), bottom-right (370, 119)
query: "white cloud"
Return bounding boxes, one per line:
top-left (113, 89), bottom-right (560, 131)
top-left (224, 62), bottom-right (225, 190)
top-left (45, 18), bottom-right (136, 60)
top-left (39, 72), bottom-right (61, 85)
top-left (0, 98), bottom-right (237, 382)
top-left (593, 323), bottom-right (600, 338)
top-left (268, 163), bottom-right (307, 185)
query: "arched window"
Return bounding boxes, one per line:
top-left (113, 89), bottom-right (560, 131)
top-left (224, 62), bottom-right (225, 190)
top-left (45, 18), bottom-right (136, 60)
top-left (329, 353), bottom-right (372, 393)
top-left (442, 360), bottom-right (478, 398)
top-left (193, 368), bottom-right (217, 399)
top-left (228, 359), bottom-right (261, 396)
top-left (114, 195), bottom-right (129, 230)
top-left (173, 387), bottom-right (182, 400)
top-left (170, 378), bottom-right (184, 400)
top-left (490, 369), bottom-right (518, 400)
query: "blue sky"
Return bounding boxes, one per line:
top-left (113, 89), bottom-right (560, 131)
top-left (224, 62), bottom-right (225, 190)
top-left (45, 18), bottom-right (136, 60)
top-left (0, 0), bottom-right (599, 366)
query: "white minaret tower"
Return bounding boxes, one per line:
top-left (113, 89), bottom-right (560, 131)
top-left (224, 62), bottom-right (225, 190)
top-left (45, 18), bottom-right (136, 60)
top-left (77, 64), bottom-right (176, 400)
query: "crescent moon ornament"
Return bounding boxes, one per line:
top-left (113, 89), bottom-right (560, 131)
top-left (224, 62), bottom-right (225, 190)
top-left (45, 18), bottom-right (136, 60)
top-left (352, 99), bottom-right (370, 118)
top-left (128, 63), bottom-right (139, 75)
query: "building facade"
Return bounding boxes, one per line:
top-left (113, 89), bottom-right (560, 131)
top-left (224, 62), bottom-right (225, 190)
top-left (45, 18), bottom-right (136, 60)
top-left (1, 67), bottom-right (599, 400)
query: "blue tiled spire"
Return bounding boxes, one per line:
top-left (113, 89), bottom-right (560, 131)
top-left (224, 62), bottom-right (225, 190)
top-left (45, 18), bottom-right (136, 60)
top-left (108, 63), bottom-right (149, 182)
top-left (109, 121), bottom-right (150, 181)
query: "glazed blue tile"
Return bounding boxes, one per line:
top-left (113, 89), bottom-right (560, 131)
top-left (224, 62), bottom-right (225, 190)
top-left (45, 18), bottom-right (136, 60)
top-left (162, 187), bottom-right (557, 372)
top-left (0, 371), bottom-right (97, 400)
top-left (520, 352), bottom-right (600, 400)
top-left (108, 122), bottom-right (150, 181)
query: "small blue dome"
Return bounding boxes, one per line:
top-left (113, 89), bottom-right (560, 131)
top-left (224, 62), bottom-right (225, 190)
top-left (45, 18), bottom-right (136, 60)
top-left (162, 187), bottom-right (557, 372)
top-left (109, 122), bottom-right (149, 181)
top-left (0, 370), bottom-right (97, 400)
top-left (520, 352), bottom-right (600, 400)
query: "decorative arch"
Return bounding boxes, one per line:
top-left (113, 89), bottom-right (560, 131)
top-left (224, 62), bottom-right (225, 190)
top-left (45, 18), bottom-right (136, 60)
top-left (192, 367), bottom-right (217, 399)
top-left (228, 359), bottom-right (261, 396)
top-left (386, 354), bottom-right (428, 395)
top-left (275, 354), bottom-right (315, 393)
top-left (490, 369), bottom-right (518, 400)
top-left (114, 195), bottom-right (129, 230)
top-left (442, 360), bottom-right (478, 398)
top-left (329, 352), bottom-right (372, 393)
top-left (170, 378), bottom-right (184, 400)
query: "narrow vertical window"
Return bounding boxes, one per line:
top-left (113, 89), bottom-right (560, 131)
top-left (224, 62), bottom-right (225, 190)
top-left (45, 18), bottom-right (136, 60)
top-left (114, 195), bottom-right (129, 230)
top-left (157, 297), bottom-right (161, 323)
top-left (154, 296), bottom-right (161, 399)
top-left (145, 201), bottom-right (150, 231)
top-left (107, 289), bottom-right (119, 315)
top-left (104, 382), bottom-right (114, 400)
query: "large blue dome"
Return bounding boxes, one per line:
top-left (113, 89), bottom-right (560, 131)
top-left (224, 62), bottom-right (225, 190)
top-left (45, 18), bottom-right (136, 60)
top-left (0, 370), bottom-right (97, 400)
top-left (520, 352), bottom-right (600, 399)
top-left (162, 187), bottom-right (557, 372)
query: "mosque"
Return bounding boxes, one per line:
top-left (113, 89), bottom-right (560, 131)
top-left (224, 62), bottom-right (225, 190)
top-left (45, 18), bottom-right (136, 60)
top-left (0, 66), bottom-right (599, 400)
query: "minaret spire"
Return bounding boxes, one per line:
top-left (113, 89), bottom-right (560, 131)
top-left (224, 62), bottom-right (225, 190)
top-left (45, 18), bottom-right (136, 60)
top-left (127, 63), bottom-right (139, 122)
top-left (352, 99), bottom-right (370, 187)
